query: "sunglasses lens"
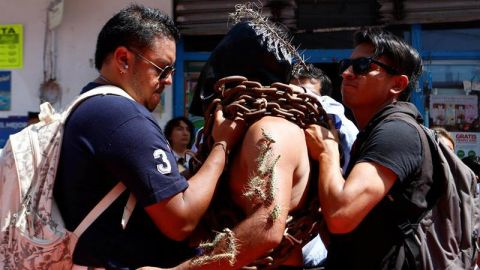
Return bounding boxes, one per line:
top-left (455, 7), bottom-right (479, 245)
top-left (339, 57), bottom-right (375, 75)
top-left (353, 58), bottom-right (372, 75)
top-left (160, 66), bottom-right (175, 79)
top-left (339, 59), bottom-right (351, 74)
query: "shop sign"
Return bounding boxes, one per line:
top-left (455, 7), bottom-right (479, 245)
top-left (451, 131), bottom-right (480, 158)
top-left (429, 95), bottom-right (478, 130)
top-left (0, 116), bottom-right (27, 148)
top-left (0, 24), bottom-right (23, 69)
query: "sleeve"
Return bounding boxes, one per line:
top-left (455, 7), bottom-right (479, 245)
top-left (357, 119), bottom-right (422, 183)
top-left (100, 115), bottom-right (189, 207)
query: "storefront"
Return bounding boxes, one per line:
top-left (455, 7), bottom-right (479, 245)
top-left (418, 25), bottom-right (480, 157)
top-left (174, 21), bottom-right (480, 157)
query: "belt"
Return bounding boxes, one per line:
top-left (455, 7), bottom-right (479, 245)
top-left (72, 264), bottom-right (106, 270)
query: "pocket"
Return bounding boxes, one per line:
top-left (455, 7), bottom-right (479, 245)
top-left (10, 226), bottom-right (77, 270)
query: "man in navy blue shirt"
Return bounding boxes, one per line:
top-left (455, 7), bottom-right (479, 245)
top-left (54, 4), bottom-right (244, 269)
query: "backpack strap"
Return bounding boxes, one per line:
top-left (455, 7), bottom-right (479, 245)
top-left (65, 85), bottom-right (138, 234)
top-left (36, 85), bottom-right (134, 125)
top-left (61, 85), bottom-right (135, 123)
top-left (73, 182), bottom-right (127, 238)
top-left (384, 112), bottom-right (439, 270)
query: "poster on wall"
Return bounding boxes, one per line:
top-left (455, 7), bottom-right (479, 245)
top-left (0, 71), bottom-right (11, 111)
top-left (0, 24), bottom-right (23, 69)
top-left (450, 132), bottom-right (480, 158)
top-left (0, 116), bottom-right (28, 148)
top-left (429, 95), bottom-right (478, 131)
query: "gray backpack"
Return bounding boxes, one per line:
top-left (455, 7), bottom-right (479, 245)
top-left (389, 113), bottom-right (480, 270)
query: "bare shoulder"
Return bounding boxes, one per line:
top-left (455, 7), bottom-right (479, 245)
top-left (230, 117), bottom-right (310, 212)
top-left (247, 116), bottom-right (304, 142)
top-left (241, 116), bottom-right (306, 162)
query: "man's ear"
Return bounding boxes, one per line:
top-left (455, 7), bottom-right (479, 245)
top-left (391, 74), bottom-right (409, 96)
top-left (113, 46), bottom-right (130, 72)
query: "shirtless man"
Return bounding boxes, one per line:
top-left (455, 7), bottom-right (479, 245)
top-left (140, 5), bottom-right (321, 269)
top-left (225, 114), bottom-right (312, 268)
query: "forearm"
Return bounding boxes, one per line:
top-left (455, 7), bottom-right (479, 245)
top-left (145, 143), bottom-right (229, 241)
top-left (181, 143), bottom-right (228, 222)
top-left (317, 150), bottom-right (350, 230)
top-left (174, 209), bottom-right (286, 270)
top-left (317, 151), bottom-right (392, 234)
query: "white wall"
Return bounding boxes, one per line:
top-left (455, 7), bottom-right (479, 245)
top-left (0, 0), bottom-right (174, 126)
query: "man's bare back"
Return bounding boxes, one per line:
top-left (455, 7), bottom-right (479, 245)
top-left (229, 116), bottom-right (312, 266)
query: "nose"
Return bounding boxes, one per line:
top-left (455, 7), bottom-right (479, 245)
top-left (160, 74), bottom-right (174, 85)
top-left (341, 65), bottom-right (355, 79)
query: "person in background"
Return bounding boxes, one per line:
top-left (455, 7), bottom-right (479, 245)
top-left (165, 116), bottom-right (195, 173)
top-left (53, 4), bottom-right (244, 269)
top-left (432, 126), bottom-right (455, 151)
top-left (304, 27), bottom-right (426, 269)
top-left (462, 155), bottom-right (480, 178)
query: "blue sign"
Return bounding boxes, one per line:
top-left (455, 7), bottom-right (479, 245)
top-left (0, 71), bottom-right (12, 111)
top-left (0, 116), bottom-right (27, 148)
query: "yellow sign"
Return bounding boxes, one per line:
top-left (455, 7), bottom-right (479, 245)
top-left (0, 24), bottom-right (23, 69)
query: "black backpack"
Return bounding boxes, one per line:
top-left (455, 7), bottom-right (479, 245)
top-left (387, 113), bottom-right (480, 270)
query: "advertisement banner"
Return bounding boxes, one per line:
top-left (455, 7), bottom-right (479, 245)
top-left (0, 71), bottom-right (11, 110)
top-left (0, 116), bottom-right (28, 148)
top-left (450, 131), bottom-right (480, 159)
top-left (0, 24), bottom-right (23, 69)
top-left (429, 95), bottom-right (478, 131)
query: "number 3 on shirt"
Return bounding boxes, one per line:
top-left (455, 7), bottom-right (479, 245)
top-left (153, 149), bottom-right (172, 174)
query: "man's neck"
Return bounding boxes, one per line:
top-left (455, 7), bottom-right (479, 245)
top-left (98, 67), bottom-right (139, 102)
top-left (172, 145), bottom-right (188, 156)
top-left (353, 100), bottom-right (396, 130)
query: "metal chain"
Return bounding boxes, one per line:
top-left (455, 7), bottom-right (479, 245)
top-left (191, 75), bottom-right (329, 171)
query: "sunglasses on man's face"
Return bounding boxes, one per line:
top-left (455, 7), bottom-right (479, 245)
top-left (129, 48), bottom-right (175, 80)
top-left (339, 57), bottom-right (399, 76)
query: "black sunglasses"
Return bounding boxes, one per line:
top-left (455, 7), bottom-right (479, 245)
top-left (339, 57), bottom-right (399, 76)
top-left (129, 48), bottom-right (175, 80)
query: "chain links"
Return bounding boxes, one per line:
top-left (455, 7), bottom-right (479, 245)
top-left (192, 75), bottom-right (330, 170)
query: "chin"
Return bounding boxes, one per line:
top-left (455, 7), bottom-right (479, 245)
top-left (147, 104), bottom-right (158, 112)
top-left (341, 97), bottom-right (354, 108)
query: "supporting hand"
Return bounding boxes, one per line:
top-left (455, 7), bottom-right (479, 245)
top-left (211, 105), bottom-right (246, 152)
top-left (304, 119), bottom-right (339, 161)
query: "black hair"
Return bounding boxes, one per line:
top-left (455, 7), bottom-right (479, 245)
top-left (189, 4), bottom-right (299, 116)
top-left (353, 27), bottom-right (423, 101)
top-left (164, 117), bottom-right (195, 148)
top-left (432, 126), bottom-right (455, 148)
top-left (94, 4), bottom-right (180, 70)
top-left (293, 63), bottom-right (333, 96)
top-left (462, 155), bottom-right (480, 177)
top-left (28, 111), bottom-right (39, 120)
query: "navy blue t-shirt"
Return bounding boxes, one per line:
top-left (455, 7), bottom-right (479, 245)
top-left (54, 83), bottom-right (192, 269)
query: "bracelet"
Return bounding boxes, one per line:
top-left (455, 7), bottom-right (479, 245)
top-left (213, 141), bottom-right (228, 153)
top-left (213, 142), bottom-right (229, 166)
